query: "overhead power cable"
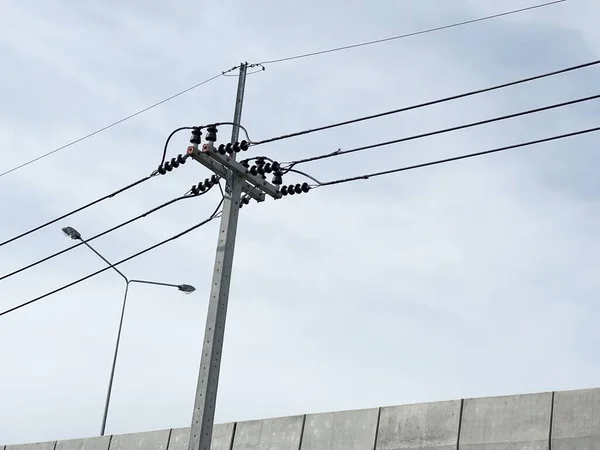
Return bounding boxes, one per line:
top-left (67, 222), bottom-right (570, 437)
top-left (0, 184), bottom-right (217, 282)
top-left (0, 1), bottom-right (565, 179)
top-left (256, 1), bottom-right (566, 65)
top-left (0, 175), bottom-right (155, 248)
top-left (284, 93), bottom-right (600, 167)
top-left (310, 126), bottom-right (600, 188)
top-left (159, 124), bottom-right (253, 166)
top-left (0, 128), bottom-right (199, 249)
top-left (0, 199), bottom-right (224, 318)
top-left (250, 58), bottom-right (600, 147)
top-left (0, 67), bottom-right (238, 179)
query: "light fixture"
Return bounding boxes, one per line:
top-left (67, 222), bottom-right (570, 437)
top-left (62, 226), bottom-right (82, 241)
top-left (178, 284), bottom-right (196, 294)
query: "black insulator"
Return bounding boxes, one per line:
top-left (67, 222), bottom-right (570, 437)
top-left (301, 182), bottom-right (310, 193)
top-left (242, 196), bottom-right (250, 205)
top-left (191, 185), bottom-right (199, 195)
top-left (281, 185), bottom-right (288, 196)
top-left (218, 144), bottom-right (226, 155)
top-left (272, 162), bottom-right (281, 172)
top-left (177, 154), bottom-right (187, 164)
top-left (264, 163), bottom-right (272, 173)
top-left (240, 140), bottom-right (249, 151)
top-left (225, 143), bottom-right (233, 154)
top-left (198, 182), bottom-right (206, 192)
top-left (205, 126), bottom-right (218, 142)
top-left (165, 162), bottom-right (173, 172)
top-left (171, 157), bottom-right (179, 168)
top-left (190, 127), bottom-right (202, 144)
top-left (211, 175), bottom-right (219, 184)
top-left (250, 165), bottom-right (258, 176)
top-left (233, 142), bottom-right (241, 152)
top-left (288, 184), bottom-right (295, 195)
top-left (241, 160), bottom-right (250, 168)
top-left (294, 184), bottom-right (302, 194)
top-left (257, 165), bottom-right (265, 175)
top-left (272, 174), bottom-right (283, 185)
top-left (256, 158), bottom-right (265, 166)
top-left (204, 177), bottom-right (212, 187)
top-left (158, 165), bottom-right (167, 175)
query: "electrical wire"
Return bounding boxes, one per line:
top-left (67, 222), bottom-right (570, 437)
top-left (209, 122), bottom-right (253, 143)
top-left (160, 127), bottom-right (195, 165)
top-left (0, 199), bottom-right (224, 318)
top-left (0, 174), bottom-right (156, 248)
top-left (159, 123), bottom-right (252, 165)
top-left (0, 1), bottom-right (565, 179)
top-left (159, 122), bottom-right (253, 167)
top-left (284, 93), bottom-right (600, 168)
top-left (1, 126), bottom-right (200, 249)
top-left (0, 185), bottom-right (216, 282)
top-left (311, 126), bottom-right (600, 188)
top-left (0, 67), bottom-right (238, 179)
top-left (250, 58), bottom-right (600, 147)
top-left (255, 1), bottom-right (566, 65)
top-left (282, 168), bottom-right (325, 186)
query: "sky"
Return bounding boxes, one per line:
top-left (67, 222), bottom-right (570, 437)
top-left (1, 0), bottom-right (599, 445)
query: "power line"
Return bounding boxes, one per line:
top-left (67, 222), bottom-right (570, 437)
top-left (255, 0), bottom-right (566, 65)
top-left (0, 174), bottom-right (155, 248)
top-left (250, 58), bottom-right (600, 147)
top-left (0, 128), bottom-right (200, 249)
top-left (0, 68), bottom-right (237, 179)
top-left (311, 126), bottom-right (600, 188)
top-left (284, 93), bottom-right (600, 167)
top-left (0, 199), bottom-right (224, 318)
top-left (157, 123), bottom-right (255, 166)
top-left (0, 2), bottom-right (566, 180)
top-left (0, 185), bottom-right (218, 282)
top-left (160, 127), bottom-right (195, 166)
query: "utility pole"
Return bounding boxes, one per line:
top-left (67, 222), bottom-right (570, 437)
top-left (187, 62), bottom-right (281, 450)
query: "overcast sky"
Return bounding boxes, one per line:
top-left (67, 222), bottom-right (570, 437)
top-left (1, 0), bottom-right (599, 446)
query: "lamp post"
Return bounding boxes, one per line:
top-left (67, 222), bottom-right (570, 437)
top-left (61, 226), bottom-right (195, 436)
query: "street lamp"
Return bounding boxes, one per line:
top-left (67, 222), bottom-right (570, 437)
top-left (61, 226), bottom-right (195, 436)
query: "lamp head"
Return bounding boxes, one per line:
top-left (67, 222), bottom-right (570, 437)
top-left (62, 226), bottom-right (82, 241)
top-left (178, 284), bottom-right (196, 294)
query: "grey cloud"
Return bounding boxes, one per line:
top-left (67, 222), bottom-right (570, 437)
top-left (1, 0), bottom-right (600, 446)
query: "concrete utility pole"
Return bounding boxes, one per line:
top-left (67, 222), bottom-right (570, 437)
top-left (187, 62), bottom-right (281, 450)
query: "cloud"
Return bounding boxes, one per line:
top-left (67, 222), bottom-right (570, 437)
top-left (1, 0), bottom-right (599, 445)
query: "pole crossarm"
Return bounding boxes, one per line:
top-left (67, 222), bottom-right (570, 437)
top-left (186, 146), bottom-right (266, 202)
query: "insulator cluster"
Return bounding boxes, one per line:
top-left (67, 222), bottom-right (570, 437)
top-left (242, 159), bottom-right (284, 185)
top-left (281, 183), bottom-right (311, 196)
top-left (216, 140), bottom-right (250, 155)
top-left (158, 154), bottom-right (188, 175)
top-left (189, 125), bottom-right (250, 155)
top-left (191, 174), bottom-right (220, 195)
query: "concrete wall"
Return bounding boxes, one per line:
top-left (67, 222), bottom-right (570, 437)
top-left (4, 388), bottom-right (600, 450)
